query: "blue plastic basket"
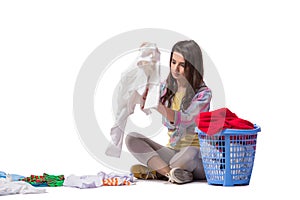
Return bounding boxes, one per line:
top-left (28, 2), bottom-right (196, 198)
top-left (196, 125), bottom-right (261, 186)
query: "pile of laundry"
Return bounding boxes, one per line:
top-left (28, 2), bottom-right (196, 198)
top-left (0, 171), bottom-right (134, 196)
top-left (195, 107), bottom-right (255, 135)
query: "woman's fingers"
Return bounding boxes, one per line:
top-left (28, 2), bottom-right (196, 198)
top-left (141, 87), bottom-right (148, 110)
top-left (140, 97), bottom-right (145, 109)
top-left (142, 87), bottom-right (149, 99)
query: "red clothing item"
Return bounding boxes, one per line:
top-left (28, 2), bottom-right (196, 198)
top-left (195, 108), bottom-right (254, 135)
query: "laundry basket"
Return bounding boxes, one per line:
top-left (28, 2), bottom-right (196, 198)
top-left (196, 125), bottom-right (261, 186)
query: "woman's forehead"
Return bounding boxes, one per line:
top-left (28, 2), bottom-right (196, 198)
top-left (172, 52), bottom-right (185, 62)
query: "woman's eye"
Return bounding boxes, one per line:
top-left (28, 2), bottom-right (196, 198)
top-left (172, 61), bottom-right (176, 64)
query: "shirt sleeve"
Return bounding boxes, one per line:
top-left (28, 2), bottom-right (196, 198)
top-left (163, 87), bottom-right (212, 130)
top-left (174, 88), bottom-right (212, 127)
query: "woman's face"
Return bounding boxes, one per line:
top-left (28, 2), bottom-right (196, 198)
top-left (170, 52), bottom-right (186, 82)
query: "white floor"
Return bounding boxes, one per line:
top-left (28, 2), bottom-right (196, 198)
top-left (1, 176), bottom-right (294, 200)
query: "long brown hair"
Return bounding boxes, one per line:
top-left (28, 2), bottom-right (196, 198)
top-left (160, 40), bottom-right (205, 110)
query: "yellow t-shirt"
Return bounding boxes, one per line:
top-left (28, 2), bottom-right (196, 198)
top-left (166, 91), bottom-right (200, 150)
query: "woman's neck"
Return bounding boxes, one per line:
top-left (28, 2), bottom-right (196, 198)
top-left (177, 80), bottom-right (187, 93)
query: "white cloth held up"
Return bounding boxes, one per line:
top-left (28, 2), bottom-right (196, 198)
top-left (105, 42), bottom-right (161, 157)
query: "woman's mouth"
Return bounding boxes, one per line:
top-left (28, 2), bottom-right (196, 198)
top-left (172, 72), bottom-right (180, 77)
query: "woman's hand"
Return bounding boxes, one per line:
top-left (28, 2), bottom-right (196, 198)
top-left (157, 102), bottom-right (175, 123)
top-left (140, 87), bottom-right (149, 110)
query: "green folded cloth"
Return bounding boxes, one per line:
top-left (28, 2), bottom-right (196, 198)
top-left (44, 173), bottom-right (64, 187)
top-left (20, 173), bottom-right (64, 187)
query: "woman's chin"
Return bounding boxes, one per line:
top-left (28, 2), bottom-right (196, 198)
top-left (171, 74), bottom-right (180, 79)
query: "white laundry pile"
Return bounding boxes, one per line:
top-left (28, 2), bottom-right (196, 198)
top-left (0, 174), bottom-right (46, 196)
top-left (63, 171), bottom-right (134, 188)
top-left (105, 42), bottom-right (161, 157)
top-left (63, 174), bottom-right (102, 189)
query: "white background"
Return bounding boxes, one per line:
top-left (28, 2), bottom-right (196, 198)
top-left (1, 0), bottom-right (299, 199)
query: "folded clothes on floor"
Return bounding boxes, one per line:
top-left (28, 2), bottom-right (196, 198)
top-left (63, 175), bottom-right (102, 189)
top-left (20, 173), bottom-right (64, 187)
top-left (100, 171), bottom-right (134, 186)
top-left (1, 170), bottom-right (134, 196)
top-left (0, 176), bottom-right (46, 196)
top-left (63, 171), bottom-right (134, 188)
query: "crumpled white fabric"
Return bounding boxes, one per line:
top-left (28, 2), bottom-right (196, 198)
top-left (0, 175), bottom-right (46, 196)
top-left (63, 171), bottom-right (134, 188)
top-left (105, 42), bottom-right (161, 158)
top-left (63, 174), bottom-right (102, 189)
